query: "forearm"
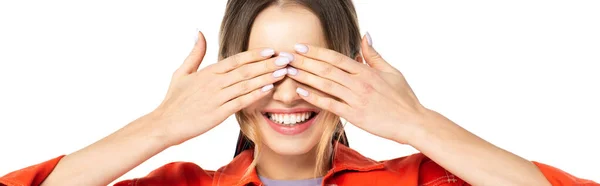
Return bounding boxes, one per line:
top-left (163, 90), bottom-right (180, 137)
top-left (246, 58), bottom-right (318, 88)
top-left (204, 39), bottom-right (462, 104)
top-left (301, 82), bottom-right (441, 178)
top-left (405, 110), bottom-right (551, 186)
top-left (41, 112), bottom-right (170, 186)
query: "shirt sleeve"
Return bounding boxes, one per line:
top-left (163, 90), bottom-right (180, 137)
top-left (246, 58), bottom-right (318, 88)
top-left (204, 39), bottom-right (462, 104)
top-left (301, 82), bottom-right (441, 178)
top-left (0, 155), bottom-right (65, 186)
top-left (533, 161), bottom-right (599, 185)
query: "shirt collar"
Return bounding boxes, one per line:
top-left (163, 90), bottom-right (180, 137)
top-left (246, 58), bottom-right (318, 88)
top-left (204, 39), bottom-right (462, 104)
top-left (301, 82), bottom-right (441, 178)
top-left (214, 143), bottom-right (386, 186)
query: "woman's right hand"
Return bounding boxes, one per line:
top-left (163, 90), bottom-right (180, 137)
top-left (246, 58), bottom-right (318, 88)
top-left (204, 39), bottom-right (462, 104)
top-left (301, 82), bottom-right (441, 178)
top-left (32, 31), bottom-right (290, 186)
top-left (152, 32), bottom-right (289, 146)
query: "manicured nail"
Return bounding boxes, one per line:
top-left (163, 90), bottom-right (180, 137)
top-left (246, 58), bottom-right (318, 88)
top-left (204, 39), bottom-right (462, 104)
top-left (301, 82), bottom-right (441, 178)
top-left (274, 56), bottom-right (290, 66)
top-left (287, 67), bottom-right (298, 76)
top-left (296, 87), bottom-right (309, 97)
top-left (279, 52), bottom-right (295, 61)
top-left (261, 48), bottom-right (275, 57)
top-left (365, 32), bottom-right (373, 46)
top-left (262, 84), bottom-right (274, 92)
top-left (294, 44), bottom-right (308, 54)
top-left (194, 28), bottom-right (199, 44)
top-left (272, 68), bottom-right (288, 78)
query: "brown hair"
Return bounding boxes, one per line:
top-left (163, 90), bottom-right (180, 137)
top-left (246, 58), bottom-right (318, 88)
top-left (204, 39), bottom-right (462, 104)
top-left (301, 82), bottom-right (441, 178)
top-left (218, 0), bottom-right (361, 178)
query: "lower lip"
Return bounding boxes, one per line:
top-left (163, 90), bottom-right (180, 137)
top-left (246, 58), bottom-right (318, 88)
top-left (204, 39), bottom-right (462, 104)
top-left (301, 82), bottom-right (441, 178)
top-left (264, 114), bottom-right (317, 135)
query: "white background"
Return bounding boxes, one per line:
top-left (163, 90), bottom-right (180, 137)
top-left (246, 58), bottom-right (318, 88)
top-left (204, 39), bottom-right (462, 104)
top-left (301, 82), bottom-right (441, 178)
top-left (1, 0), bottom-right (599, 184)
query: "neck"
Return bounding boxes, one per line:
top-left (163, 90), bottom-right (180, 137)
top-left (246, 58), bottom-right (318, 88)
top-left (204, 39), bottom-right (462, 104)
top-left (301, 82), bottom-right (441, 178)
top-left (255, 145), bottom-right (331, 180)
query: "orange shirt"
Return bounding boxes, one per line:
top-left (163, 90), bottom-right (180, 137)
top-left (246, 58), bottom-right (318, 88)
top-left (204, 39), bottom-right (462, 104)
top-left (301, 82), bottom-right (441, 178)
top-left (1, 144), bottom-right (597, 186)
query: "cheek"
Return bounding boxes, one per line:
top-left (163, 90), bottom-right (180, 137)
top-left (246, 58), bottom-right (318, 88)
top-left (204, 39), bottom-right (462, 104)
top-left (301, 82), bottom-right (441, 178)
top-left (244, 96), bottom-right (271, 111)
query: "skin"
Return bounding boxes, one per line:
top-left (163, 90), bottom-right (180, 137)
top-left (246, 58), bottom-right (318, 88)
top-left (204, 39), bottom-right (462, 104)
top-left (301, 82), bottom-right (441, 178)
top-left (282, 16), bottom-right (552, 186)
top-left (40, 33), bottom-right (288, 185)
top-left (37, 4), bottom-right (553, 186)
top-left (243, 5), bottom-right (339, 180)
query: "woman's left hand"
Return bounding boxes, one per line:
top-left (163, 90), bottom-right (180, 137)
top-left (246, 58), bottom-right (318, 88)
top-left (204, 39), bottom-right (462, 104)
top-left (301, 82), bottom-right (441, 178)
top-left (288, 33), bottom-right (430, 144)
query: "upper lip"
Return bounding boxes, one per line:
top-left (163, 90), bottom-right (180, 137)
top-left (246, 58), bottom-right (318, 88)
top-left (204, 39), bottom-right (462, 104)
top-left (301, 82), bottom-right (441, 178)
top-left (261, 108), bottom-right (319, 114)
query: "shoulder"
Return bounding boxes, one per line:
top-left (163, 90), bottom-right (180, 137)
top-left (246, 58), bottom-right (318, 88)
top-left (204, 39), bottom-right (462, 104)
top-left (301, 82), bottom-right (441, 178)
top-left (114, 162), bottom-right (215, 186)
top-left (381, 153), bottom-right (468, 186)
top-left (331, 144), bottom-right (467, 185)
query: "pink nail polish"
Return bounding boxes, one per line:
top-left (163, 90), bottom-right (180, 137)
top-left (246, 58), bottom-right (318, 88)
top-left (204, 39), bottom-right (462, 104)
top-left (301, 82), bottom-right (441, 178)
top-left (272, 68), bottom-right (288, 78)
top-left (294, 44), bottom-right (309, 54)
top-left (279, 52), bottom-right (295, 61)
top-left (262, 84), bottom-right (274, 92)
top-left (275, 57), bottom-right (290, 66)
top-left (287, 67), bottom-right (298, 76)
top-left (365, 32), bottom-right (373, 46)
top-left (261, 48), bottom-right (275, 57)
top-left (296, 87), bottom-right (309, 97)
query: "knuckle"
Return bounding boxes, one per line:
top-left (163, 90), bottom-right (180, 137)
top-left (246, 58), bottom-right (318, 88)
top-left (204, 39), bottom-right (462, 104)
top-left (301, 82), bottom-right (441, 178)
top-left (321, 80), bottom-right (333, 92)
top-left (252, 49), bottom-right (262, 59)
top-left (319, 66), bottom-right (334, 76)
top-left (333, 54), bottom-right (345, 65)
top-left (360, 81), bottom-right (374, 94)
top-left (252, 89), bottom-right (263, 99)
top-left (233, 99), bottom-right (243, 109)
top-left (238, 81), bottom-right (250, 92)
top-left (325, 99), bottom-right (336, 111)
top-left (263, 59), bottom-right (271, 70)
top-left (362, 70), bottom-right (379, 81)
top-left (230, 54), bottom-right (241, 69)
top-left (261, 74), bottom-right (272, 83)
top-left (296, 56), bottom-right (306, 66)
top-left (172, 69), bottom-right (181, 78)
top-left (372, 52), bottom-right (383, 61)
top-left (237, 67), bottom-right (251, 79)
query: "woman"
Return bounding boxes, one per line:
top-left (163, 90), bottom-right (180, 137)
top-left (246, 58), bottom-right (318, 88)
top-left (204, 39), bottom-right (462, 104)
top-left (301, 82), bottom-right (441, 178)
top-left (1, 0), bottom-right (597, 186)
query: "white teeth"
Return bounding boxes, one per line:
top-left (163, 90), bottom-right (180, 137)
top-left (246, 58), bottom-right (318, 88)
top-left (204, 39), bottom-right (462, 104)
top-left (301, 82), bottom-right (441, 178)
top-left (267, 112), bottom-right (314, 125)
top-left (283, 115), bottom-right (290, 124)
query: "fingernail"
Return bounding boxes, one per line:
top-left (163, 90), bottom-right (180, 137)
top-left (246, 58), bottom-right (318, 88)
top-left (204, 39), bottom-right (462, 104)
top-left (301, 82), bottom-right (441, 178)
top-left (261, 48), bottom-right (275, 57)
top-left (279, 52), bottom-right (295, 61)
top-left (287, 67), bottom-right (298, 76)
top-left (262, 84), bottom-right (274, 92)
top-left (294, 43), bottom-right (308, 54)
top-left (365, 32), bottom-right (373, 46)
top-left (194, 28), bottom-right (199, 44)
top-left (275, 56), bottom-right (291, 66)
top-left (272, 68), bottom-right (288, 78)
top-left (296, 87), bottom-right (309, 97)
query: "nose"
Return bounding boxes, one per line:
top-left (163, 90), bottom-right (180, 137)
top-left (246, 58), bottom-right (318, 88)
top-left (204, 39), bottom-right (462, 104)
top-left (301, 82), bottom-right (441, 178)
top-left (272, 77), bottom-right (303, 105)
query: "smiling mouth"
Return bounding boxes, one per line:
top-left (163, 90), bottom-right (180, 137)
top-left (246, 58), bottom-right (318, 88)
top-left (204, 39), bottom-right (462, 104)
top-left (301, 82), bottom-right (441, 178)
top-left (263, 111), bottom-right (318, 125)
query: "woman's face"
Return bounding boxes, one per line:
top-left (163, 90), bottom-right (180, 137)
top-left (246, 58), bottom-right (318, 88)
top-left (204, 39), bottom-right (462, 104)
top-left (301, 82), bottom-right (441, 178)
top-left (242, 5), bottom-right (332, 156)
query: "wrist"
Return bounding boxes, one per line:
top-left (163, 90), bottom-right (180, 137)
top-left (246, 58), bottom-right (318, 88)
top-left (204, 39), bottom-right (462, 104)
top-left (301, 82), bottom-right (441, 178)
top-left (126, 111), bottom-right (174, 149)
top-left (399, 108), bottom-right (449, 146)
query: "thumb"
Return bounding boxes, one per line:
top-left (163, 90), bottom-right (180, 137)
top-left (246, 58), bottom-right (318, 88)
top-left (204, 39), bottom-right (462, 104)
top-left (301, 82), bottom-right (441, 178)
top-left (361, 32), bottom-right (394, 72)
top-left (176, 30), bottom-right (207, 76)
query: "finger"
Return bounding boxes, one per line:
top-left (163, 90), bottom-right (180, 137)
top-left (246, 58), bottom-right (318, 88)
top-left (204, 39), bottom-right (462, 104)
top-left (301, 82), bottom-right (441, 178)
top-left (295, 87), bottom-right (353, 118)
top-left (211, 48), bottom-right (276, 74)
top-left (361, 32), bottom-right (396, 73)
top-left (220, 53), bottom-right (291, 88)
top-left (293, 43), bottom-right (364, 74)
top-left (219, 70), bottom-right (286, 104)
top-left (174, 31), bottom-right (207, 77)
top-left (286, 67), bottom-right (358, 105)
top-left (288, 54), bottom-right (358, 91)
top-left (219, 84), bottom-right (274, 115)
